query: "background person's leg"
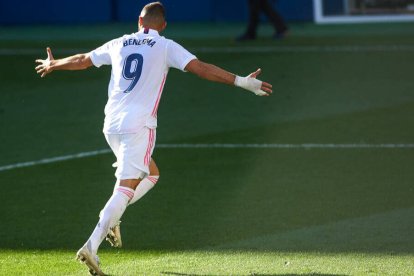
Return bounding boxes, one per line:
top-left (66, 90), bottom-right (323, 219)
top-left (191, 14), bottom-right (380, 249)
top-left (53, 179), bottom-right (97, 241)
top-left (260, 0), bottom-right (288, 37)
top-left (237, 0), bottom-right (261, 40)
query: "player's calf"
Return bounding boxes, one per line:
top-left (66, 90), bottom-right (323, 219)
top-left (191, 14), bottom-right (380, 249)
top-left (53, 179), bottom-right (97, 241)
top-left (129, 175), bottom-right (159, 205)
top-left (105, 174), bottom-right (159, 248)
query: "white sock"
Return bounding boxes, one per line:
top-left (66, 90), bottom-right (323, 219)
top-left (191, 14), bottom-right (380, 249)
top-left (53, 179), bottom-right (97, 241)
top-left (129, 176), bottom-right (159, 205)
top-left (113, 176), bottom-right (159, 206)
top-left (86, 186), bottom-right (134, 255)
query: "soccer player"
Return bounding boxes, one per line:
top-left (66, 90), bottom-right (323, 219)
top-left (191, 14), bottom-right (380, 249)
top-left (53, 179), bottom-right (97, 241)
top-left (35, 2), bottom-right (272, 275)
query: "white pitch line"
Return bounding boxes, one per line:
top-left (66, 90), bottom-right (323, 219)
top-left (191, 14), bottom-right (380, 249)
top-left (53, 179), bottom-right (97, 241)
top-left (0, 48), bottom-right (87, 56)
top-left (2, 45), bottom-right (414, 56)
top-left (156, 143), bottom-right (414, 149)
top-left (191, 45), bottom-right (414, 53)
top-left (0, 143), bottom-right (414, 172)
top-left (0, 149), bottom-right (111, 172)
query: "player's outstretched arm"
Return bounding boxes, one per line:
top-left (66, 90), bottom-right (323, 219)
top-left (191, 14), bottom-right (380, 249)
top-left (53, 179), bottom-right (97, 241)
top-left (185, 59), bottom-right (272, 96)
top-left (35, 47), bottom-right (93, 78)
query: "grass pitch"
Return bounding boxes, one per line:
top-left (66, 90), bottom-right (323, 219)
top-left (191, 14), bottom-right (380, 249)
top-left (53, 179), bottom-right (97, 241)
top-left (1, 250), bottom-right (414, 275)
top-left (0, 22), bottom-right (414, 275)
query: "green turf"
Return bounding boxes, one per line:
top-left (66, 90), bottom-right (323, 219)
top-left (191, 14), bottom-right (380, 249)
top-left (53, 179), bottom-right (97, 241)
top-left (0, 22), bottom-right (414, 275)
top-left (1, 250), bottom-right (413, 275)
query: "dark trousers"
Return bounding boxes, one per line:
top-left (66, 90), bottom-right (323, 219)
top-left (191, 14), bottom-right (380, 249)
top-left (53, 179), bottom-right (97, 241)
top-left (246, 0), bottom-right (287, 36)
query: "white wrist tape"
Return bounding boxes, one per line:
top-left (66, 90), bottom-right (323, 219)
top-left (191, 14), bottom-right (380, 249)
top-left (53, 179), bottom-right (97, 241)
top-left (234, 75), bottom-right (267, 96)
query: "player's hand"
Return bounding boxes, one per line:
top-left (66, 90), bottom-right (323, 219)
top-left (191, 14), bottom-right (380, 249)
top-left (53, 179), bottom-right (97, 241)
top-left (234, 68), bottom-right (273, 96)
top-left (249, 68), bottom-right (273, 95)
top-left (35, 47), bottom-right (55, 78)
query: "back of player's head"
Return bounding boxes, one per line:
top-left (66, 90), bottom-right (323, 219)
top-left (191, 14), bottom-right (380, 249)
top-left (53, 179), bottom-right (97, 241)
top-left (140, 2), bottom-right (166, 30)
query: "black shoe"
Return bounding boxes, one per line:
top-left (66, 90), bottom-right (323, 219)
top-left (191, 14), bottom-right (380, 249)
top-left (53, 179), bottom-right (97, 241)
top-left (273, 29), bottom-right (288, 40)
top-left (236, 33), bottom-right (256, 42)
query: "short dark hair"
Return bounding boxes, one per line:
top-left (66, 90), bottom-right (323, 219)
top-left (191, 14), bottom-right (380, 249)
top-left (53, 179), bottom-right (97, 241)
top-left (141, 2), bottom-right (166, 22)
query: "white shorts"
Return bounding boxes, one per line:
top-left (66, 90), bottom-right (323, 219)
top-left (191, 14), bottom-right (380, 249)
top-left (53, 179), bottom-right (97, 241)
top-left (105, 127), bottom-right (156, 180)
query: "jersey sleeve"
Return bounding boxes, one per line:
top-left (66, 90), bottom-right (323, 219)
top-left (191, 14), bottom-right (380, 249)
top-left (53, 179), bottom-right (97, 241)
top-left (89, 40), bottom-right (114, 68)
top-left (166, 40), bottom-right (197, 72)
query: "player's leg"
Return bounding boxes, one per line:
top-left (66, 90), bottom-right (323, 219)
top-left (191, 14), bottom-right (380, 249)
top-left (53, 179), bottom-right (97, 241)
top-left (106, 158), bottom-right (160, 247)
top-left (129, 158), bottom-right (159, 205)
top-left (102, 130), bottom-right (156, 249)
top-left (82, 132), bottom-right (148, 254)
top-left (76, 134), bottom-right (122, 275)
top-left (77, 177), bottom-right (140, 274)
top-left (111, 158), bottom-right (159, 204)
top-left (77, 130), bottom-right (154, 273)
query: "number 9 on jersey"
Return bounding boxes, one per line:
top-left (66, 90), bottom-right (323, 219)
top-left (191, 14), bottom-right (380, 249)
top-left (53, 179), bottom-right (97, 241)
top-left (122, 53), bottom-right (144, 93)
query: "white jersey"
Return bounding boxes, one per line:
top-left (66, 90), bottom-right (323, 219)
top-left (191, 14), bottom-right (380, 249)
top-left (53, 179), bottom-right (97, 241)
top-left (90, 28), bottom-right (196, 134)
